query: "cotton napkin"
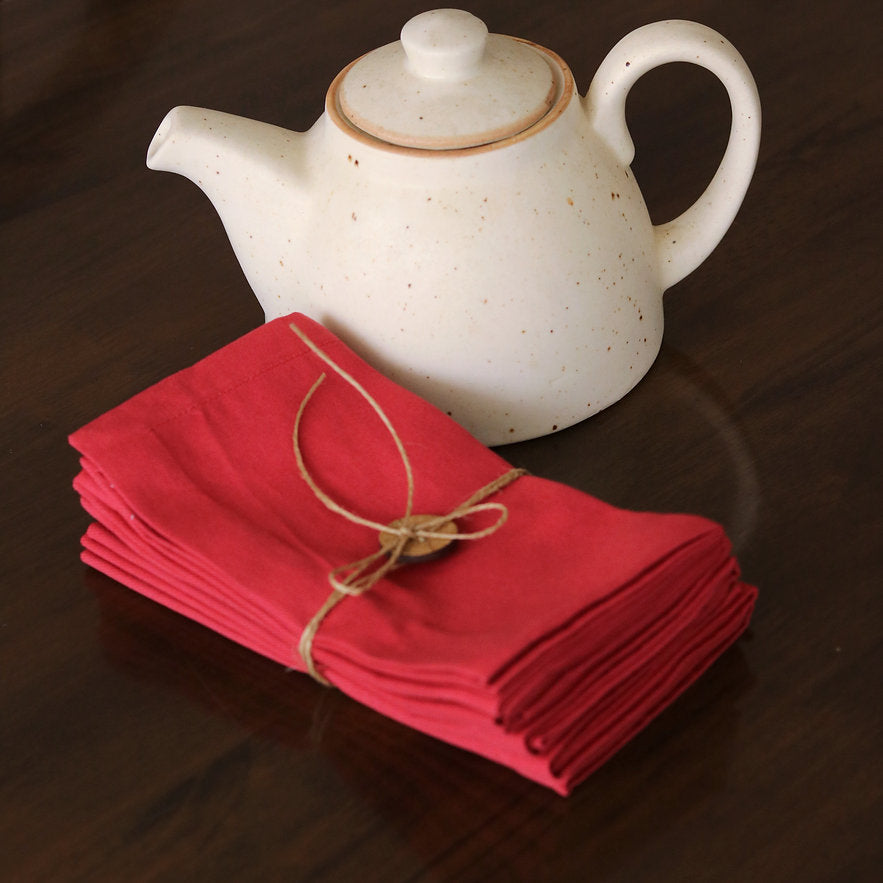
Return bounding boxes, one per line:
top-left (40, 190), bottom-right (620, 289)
top-left (70, 313), bottom-right (756, 794)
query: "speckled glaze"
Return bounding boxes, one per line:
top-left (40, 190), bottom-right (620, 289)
top-left (147, 13), bottom-right (760, 444)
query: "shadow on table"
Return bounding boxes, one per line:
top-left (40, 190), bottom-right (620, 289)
top-left (89, 558), bottom-right (756, 880)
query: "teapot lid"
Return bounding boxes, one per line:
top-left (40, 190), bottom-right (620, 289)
top-left (337, 9), bottom-right (557, 150)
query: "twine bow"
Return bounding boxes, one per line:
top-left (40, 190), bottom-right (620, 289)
top-left (289, 322), bottom-right (525, 686)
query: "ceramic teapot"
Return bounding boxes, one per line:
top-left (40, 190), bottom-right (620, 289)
top-left (147, 9), bottom-right (760, 445)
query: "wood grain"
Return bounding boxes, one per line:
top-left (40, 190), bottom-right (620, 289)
top-left (1, 0), bottom-right (880, 879)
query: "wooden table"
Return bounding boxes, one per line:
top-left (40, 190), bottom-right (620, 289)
top-left (2, 0), bottom-right (880, 879)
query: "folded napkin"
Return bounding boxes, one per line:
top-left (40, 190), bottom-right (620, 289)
top-left (70, 313), bottom-right (756, 794)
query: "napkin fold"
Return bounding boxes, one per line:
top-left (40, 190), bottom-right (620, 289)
top-left (70, 313), bottom-right (756, 794)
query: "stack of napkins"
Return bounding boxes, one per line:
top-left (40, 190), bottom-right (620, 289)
top-left (70, 314), bottom-right (756, 794)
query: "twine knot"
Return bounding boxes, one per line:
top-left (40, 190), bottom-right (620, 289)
top-left (289, 322), bottom-right (525, 686)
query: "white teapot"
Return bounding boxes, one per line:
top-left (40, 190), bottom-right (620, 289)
top-left (147, 9), bottom-right (760, 444)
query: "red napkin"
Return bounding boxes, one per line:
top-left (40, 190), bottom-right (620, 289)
top-left (70, 313), bottom-right (756, 794)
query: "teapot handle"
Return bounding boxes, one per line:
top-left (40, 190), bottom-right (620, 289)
top-left (585, 21), bottom-right (761, 289)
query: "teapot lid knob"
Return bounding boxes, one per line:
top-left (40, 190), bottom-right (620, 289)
top-left (400, 9), bottom-right (488, 80)
top-left (336, 8), bottom-right (560, 150)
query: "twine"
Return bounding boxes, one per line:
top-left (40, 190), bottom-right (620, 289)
top-left (289, 322), bottom-right (526, 686)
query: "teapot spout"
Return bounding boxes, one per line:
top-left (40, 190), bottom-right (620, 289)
top-left (150, 106), bottom-right (255, 177)
top-left (147, 106), bottom-right (313, 315)
top-left (147, 104), bottom-right (307, 183)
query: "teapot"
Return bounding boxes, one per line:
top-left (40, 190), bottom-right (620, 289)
top-left (147, 9), bottom-right (760, 445)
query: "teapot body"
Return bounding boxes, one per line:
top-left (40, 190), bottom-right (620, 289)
top-left (148, 17), bottom-right (760, 445)
top-left (249, 51), bottom-right (662, 444)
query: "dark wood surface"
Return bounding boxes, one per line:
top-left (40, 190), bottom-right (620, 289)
top-left (2, 0), bottom-right (880, 879)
